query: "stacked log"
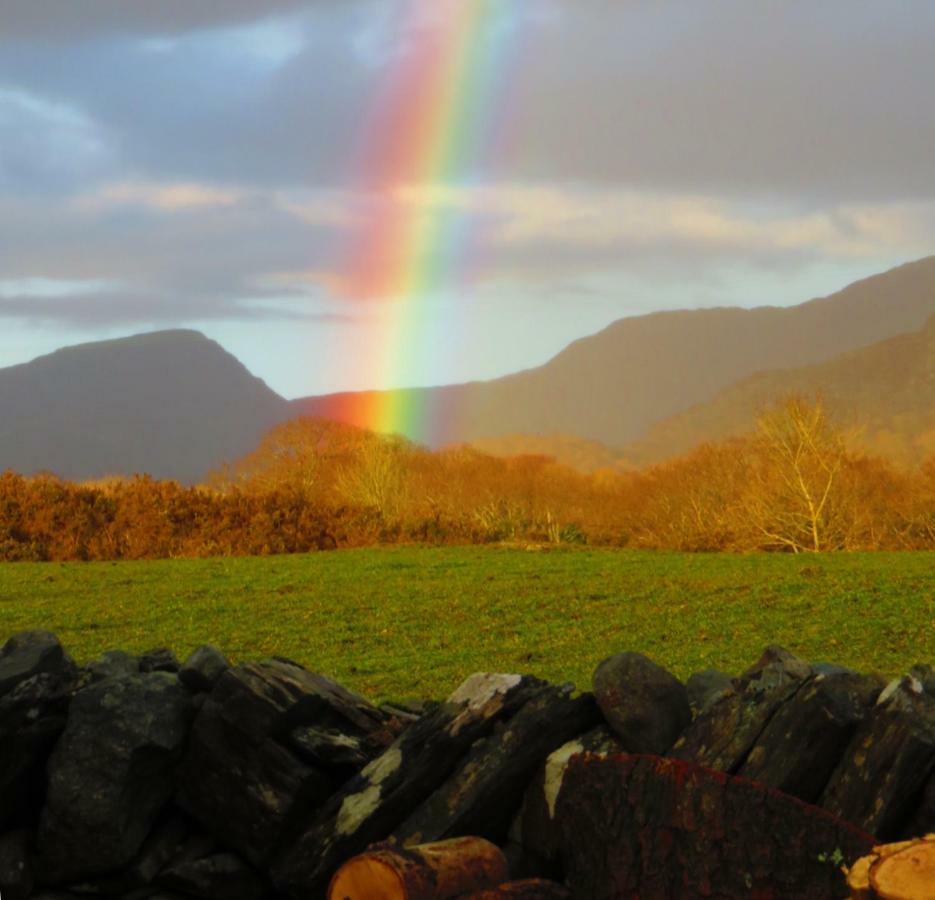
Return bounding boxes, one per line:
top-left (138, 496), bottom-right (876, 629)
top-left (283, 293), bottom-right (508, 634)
top-left (846, 835), bottom-right (935, 899)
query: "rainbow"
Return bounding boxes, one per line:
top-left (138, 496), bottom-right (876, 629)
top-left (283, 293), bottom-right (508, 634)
top-left (333, 0), bottom-right (518, 444)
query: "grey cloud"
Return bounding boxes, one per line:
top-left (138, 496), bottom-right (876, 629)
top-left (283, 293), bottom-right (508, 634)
top-left (0, 289), bottom-right (355, 326)
top-left (0, 0), bottom-right (319, 40)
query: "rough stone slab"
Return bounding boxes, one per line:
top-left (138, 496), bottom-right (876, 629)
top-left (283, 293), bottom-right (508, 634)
top-left (176, 659), bottom-right (387, 866)
top-left (35, 673), bottom-right (194, 884)
top-left (668, 645), bottom-right (812, 773)
top-left (739, 672), bottom-right (884, 802)
top-left (555, 752), bottom-right (875, 899)
top-left (272, 672), bottom-right (547, 898)
top-left (395, 687), bottom-right (601, 846)
top-left (821, 676), bottom-right (935, 840)
top-left (593, 652), bottom-right (691, 754)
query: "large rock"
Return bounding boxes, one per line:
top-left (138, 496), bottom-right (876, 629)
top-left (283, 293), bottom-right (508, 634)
top-left (592, 652), bottom-right (691, 753)
top-left (686, 668), bottom-right (733, 715)
top-left (35, 673), bottom-right (194, 884)
top-left (272, 672), bottom-right (548, 898)
top-left (821, 675), bottom-right (935, 839)
top-left (739, 671), bottom-right (884, 802)
top-left (0, 631), bottom-right (73, 696)
top-left (669, 645), bottom-right (812, 772)
top-left (176, 659), bottom-right (391, 867)
top-left (0, 645), bottom-right (78, 829)
top-left (555, 753), bottom-right (875, 899)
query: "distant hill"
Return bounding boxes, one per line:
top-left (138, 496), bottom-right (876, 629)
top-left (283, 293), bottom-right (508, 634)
top-left (295, 256), bottom-right (935, 448)
top-left (623, 314), bottom-right (935, 468)
top-left (468, 433), bottom-right (632, 473)
top-left (0, 330), bottom-right (289, 482)
top-left (2, 257), bottom-right (933, 482)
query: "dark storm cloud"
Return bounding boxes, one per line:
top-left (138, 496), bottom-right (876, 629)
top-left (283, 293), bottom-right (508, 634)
top-left (0, 0), bottom-right (933, 334)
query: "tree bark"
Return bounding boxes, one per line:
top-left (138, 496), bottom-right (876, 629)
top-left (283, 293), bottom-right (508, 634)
top-left (555, 752), bottom-right (875, 900)
top-left (327, 837), bottom-right (508, 900)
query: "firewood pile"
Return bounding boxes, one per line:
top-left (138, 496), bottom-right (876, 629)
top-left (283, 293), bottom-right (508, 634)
top-left (1, 630), bottom-right (933, 899)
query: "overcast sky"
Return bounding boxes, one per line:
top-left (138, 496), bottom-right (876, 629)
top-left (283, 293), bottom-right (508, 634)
top-left (1, 0), bottom-right (933, 396)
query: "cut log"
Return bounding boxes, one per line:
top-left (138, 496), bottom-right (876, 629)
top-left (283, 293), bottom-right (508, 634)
top-left (668, 645), bottom-right (812, 773)
top-left (846, 835), bottom-right (935, 899)
top-left (460, 879), bottom-right (572, 899)
top-left (821, 677), bottom-right (935, 840)
top-left (273, 673), bottom-right (547, 898)
top-left (555, 752), bottom-right (875, 899)
top-left (327, 837), bottom-right (508, 900)
top-left (394, 686), bottom-right (600, 846)
top-left (739, 672), bottom-right (884, 802)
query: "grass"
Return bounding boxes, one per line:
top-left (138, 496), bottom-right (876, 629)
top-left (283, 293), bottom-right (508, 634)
top-left (0, 547), bottom-right (931, 701)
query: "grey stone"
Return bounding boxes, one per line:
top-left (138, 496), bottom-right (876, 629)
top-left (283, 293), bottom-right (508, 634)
top-left (0, 631), bottom-right (73, 697)
top-left (592, 651), bottom-right (691, 754)
top-left (36, 673), bottom-right (195, 883)
top-left (85, 650), bottom-right (139, 682)
top-left (178, 645), bottom-right (230, 693)
top-left (139, 648), bottom-right (181, 674)
top-left (686, 669), bottom-right (732, 715)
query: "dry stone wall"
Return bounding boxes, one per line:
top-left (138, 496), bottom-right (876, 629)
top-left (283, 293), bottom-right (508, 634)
top-left (1, 631), bottom-right (933, 899)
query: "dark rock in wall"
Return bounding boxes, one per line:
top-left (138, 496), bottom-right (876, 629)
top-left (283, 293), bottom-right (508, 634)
top-left (0, 635), bottom-right (78, 829)
top-left (35, 673), bottom-right (194, 884)
top-left (0, 830), bottom-right (33, 900)
top-left (272, 672), bottom-right (547, 898)
top-left (395, 686), bottom-right (601, 846)
top-left (178, 645), bottom-right (230, 693)
top-left (176, 659), bottom-right (390, 867)
top-left (593, 652), bottom-right (691, 753)
top-left (0, 631), bottom-right (73, 696)
top-left (821, 675), bottom-right (935, 840)
top-left (85, 650), bottom-right (139, 683)
top-left (739, 671), bottom-right (885, 802)
top-left (158, 851), bottom-right (267, 900)
top-left (686, 669), bottom-right (732, 715)
top-left (139, 648), bottom-right (181, 674)
top-left (669, 645), bottom-right (812, 772)
top-left (514, 726), bottom-right (624, 879)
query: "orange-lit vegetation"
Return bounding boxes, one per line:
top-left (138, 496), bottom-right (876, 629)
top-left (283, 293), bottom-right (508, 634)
top-left (1, 399), bottom-right (933, 561)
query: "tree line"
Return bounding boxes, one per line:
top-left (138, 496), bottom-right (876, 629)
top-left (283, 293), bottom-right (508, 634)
top-left (1, 397), bottom-right (932, 561)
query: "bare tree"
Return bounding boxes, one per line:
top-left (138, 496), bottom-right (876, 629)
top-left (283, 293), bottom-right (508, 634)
top-left (742, 396), bottom-right (852, 552)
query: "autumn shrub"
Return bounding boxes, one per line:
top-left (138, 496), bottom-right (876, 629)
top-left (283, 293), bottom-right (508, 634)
top-left (2, 403), bottom-right (933, 560)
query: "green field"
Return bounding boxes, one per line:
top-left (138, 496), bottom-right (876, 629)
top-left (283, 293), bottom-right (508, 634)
top-left (0, 548), bottom-right (931, 700)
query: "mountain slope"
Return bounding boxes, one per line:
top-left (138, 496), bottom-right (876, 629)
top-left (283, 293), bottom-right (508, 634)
top-left (622, 314), bottom-right (935, 467)
top-left (0, 330), bottom-right (290, 482)
top-left (295, 256), bottom-right (935, 448)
